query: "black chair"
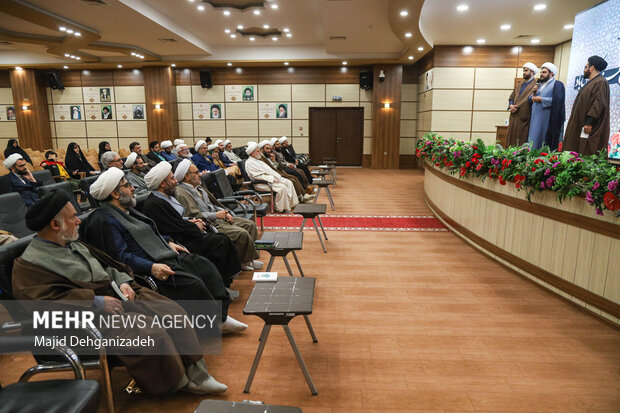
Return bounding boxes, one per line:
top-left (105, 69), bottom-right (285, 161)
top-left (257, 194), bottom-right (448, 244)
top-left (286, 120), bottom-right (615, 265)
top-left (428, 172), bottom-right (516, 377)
top-left (38, 182), bottom-right (82, 214)
top-left (79, 176), bottom-right (101, 208)
top-left (211, 169), bottom-right (270, 229)
top-left (31, 169), bottom-right (55, 186)
top-left (0, 193), bottom-right (33, 239)
top-left (0, 335), bottom-right (101, 413)
top-left (237, 160), bottom-right (275, 214)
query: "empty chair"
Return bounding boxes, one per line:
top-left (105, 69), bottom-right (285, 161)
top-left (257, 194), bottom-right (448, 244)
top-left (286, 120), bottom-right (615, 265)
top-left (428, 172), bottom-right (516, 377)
top-left (0, 193), bottom-right (33, 238)
top-left (37, 182), bottom-right (81, 214)
top-left (32, 169), bottom-right (55, 186)
top-left (79, 175), bottom-right (100, 208)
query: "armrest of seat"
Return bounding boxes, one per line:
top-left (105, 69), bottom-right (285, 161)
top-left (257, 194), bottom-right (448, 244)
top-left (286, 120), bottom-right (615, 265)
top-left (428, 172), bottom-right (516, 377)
top-left (134, 274), bottom-right (159, 293)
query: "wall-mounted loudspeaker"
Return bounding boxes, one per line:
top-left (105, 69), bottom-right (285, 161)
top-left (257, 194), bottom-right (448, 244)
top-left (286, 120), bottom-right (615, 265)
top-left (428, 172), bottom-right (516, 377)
top-left (199, 70), bottom-right (213, 89)
top-left (46, 71), bottom-right (64, 90)
top-left (359, 70), bottom-right (373, 90)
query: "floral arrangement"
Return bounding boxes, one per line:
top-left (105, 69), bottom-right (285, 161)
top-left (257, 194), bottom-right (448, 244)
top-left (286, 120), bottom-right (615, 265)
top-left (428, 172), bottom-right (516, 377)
top-left (416, 133), bottom-right (620, 217)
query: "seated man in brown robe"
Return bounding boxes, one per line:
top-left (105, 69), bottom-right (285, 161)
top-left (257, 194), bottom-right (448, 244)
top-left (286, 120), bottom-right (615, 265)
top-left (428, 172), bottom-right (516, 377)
top-left (12, 190), bottom-right (228, 395)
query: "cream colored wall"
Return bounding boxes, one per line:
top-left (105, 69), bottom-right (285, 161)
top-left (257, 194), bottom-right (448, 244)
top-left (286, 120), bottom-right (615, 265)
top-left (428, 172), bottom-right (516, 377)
top-left (554, 41), bottom-right (572, 87)
top-left (177, 83), bottom-right (372, 155)
top-left (425, 164), bottom-right (620, 326)
top-left (48, 86), bottom-right (148, 152)
top-left (0, 87), bottom-right (17, 153)
top-left (400, 83), bottom-right (418, 155)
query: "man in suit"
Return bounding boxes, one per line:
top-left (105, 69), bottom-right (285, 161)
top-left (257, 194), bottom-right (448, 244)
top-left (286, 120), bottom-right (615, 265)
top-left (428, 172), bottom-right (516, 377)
top-left (146, 141), bottom-right (166, 165)
top-left (0, 154), bottom-right (41, 207)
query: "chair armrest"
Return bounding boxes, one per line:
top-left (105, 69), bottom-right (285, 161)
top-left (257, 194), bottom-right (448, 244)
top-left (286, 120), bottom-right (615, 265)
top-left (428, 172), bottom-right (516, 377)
top-left (134, 274), bottom-right (159, 293)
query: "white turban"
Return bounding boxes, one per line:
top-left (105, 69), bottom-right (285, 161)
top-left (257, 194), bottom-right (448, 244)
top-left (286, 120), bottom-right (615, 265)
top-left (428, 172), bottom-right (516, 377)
top-left (145, 161), bottom-right (172, 190)
top-left (207, 143), bottom-right (218, 151)
top-left (270, 137), bottom-right (278, 146)
top-left (223, 139), bottom-right (231, 146)
top-left (215, 139), bottom-right (224, 145)
top-left (246, 141), bottom-right (258, 155)
top-left (258, 139), bottom-right (270, 149)
top-left (3, 153), bottom-right (23, 169)
top-left (161, 140), bottom-right (173, 149)
top-left (176, 143), bottom-right (188, 151)
top-left (279, 136), bottom-right (288, 144)
top-left (523, 62), bottom-right (538, 75)
top-left (174, 159), bottom-right (192, 182)
top-left (89, 167), bottom-right (124, 200)
top-left (195, 140), bottom-right (206, 153)
top-left (173, 139), bottom-right (184, 146)
top-left (541, 62), bottom-right (558, 76)
top-left (124, 152), bottom-right (138, 168)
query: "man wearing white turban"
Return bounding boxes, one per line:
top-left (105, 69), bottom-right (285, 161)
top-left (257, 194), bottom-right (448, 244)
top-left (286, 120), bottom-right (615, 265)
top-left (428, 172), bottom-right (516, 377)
top-left (259, 141), bottom-right (312, 201)
top-left (0, 153), bottom-right (41, 207)
top-left (81, 168), bottom-right (247, 335)
top-left (124, 152), bottom-right (150, 197)
top-left (528, 61), bottom-right (565, 150)
top-left (222, 140), bottom-right (241, 163)
top-left (160, 140), bottom-right (177, 161)
top-left (191, 140), bottom-right (217, 173)
top-left (245, 142), bottom-right (299, 213)
top-left (507, 62), bottom-right (539, 146)
top-left (172, 139), bottom-right (185, 156)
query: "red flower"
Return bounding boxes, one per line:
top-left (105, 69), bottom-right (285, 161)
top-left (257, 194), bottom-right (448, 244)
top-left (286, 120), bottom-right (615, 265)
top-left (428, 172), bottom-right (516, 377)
top-left (499, 176), bottom-right (506, 185)
top-left (514, 175), bottom-right (526, 184)
top-left (515, 183), bottom-right (521, 189)
top-left (476, 164), bottom-right (483, 170)
top-left (460, 167), bottom-right (467, 176)
top-left (472, 145), bottom-right (478, 149)
top-left (604, 192), bottom-right (620, 211)
top-left (540, 152), bottom-right (548, 156)
top-left (465, 161), bottom-right (471, 168)
top-left (531, 167), bottom-right (536, 172)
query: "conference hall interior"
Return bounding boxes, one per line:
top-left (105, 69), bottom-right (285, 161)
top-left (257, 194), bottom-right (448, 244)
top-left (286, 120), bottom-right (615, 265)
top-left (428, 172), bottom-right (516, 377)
top-left (0, 0), bottom-right (618, 412)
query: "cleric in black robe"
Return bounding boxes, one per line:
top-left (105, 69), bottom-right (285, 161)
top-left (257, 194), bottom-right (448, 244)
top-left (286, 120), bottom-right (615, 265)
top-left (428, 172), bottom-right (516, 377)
top-left (78, 168), bottom-right (247, 333)
top-left (141, 162), bottom-right (242, 285)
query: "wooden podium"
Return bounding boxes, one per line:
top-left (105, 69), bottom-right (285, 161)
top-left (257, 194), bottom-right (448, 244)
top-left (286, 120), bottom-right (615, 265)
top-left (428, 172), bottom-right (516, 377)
top-left (496, 125), bottom-right (508, 147)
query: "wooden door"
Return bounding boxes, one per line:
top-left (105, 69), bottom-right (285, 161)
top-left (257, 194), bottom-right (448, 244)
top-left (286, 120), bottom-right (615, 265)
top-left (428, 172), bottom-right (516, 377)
top-left (309, 107), bottom-right (363, 166)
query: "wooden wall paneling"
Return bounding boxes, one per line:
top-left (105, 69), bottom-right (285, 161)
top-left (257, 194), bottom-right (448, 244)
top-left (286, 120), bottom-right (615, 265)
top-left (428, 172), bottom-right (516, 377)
top-left (189, 69), bottom-right (225, 86)
top-left (402, 65), bottom-right (419, 84)
top-left (223, 67), bottom-right (259, 85)
top-left (174, 69), bottom-right (191, 86)
top-left (474, 46), bottom-right (519, 67)
top-left (9, 69), bottom-right (52, 151)
top-left (371, 64), bottom-right (402, 169)
top-left (80, 70), bottom-right (113, 86)
top-left (434, 46), bottom-right (477, 67)
top-left (143, 67), bottom-right (178, 140)
top-left (517, 46), bottom-right (556, 67)
top-left (0, 71), bottom-right (10, 87)
top-left (58, 70), bottom-right (83, 87)
top-left (113, 69), bottom-right (144, 86)
top-left (412, 50), bottom-right (434, 74)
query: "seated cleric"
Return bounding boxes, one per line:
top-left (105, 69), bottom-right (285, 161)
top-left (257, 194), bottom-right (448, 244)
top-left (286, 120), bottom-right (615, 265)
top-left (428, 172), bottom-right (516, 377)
top-left (12, 190), bottom-right (228, 395)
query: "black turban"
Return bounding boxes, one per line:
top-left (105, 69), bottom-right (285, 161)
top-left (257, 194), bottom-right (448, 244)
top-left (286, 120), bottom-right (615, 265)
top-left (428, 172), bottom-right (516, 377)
top-left (588, 55), bottom-right (608, 72)
top-left (25, 190), bottom-right (71, 231)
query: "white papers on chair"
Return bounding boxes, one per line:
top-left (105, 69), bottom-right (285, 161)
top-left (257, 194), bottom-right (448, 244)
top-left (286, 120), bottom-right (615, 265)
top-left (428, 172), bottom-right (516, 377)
top-left (252, 272), bottom-right (278, 282)
top-left (580, 127), bottom-right (589, 139)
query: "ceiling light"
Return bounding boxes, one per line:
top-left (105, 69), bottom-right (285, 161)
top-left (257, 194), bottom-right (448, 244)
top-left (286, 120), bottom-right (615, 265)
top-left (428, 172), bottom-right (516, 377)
top-left (188, 0), bottom-right (195, 2)
top-left (534, 4), bottom-right (546, 11)
top-left (284, 62), bottom-right (289, 65)
top-left (477, 38), bottom-right (486, 44)
top-left (418, 46), bottom-right (424, 51)
top-left (117, 64), bottom-right (123, 68)
top-left (230, 34), bottom-right (237, 38)
top-left (408, 56), bottom-right (414, 60)
top-left (564, 24), bottom-right (574, 29)
top-left (131, 52), bottom-right (136, 55)
top-left (75, 56), bottom-right (81, 60)
top-left (197, 4), bottom-right (205, 11)
top-left (283, 27), bottom-right (290, 33)
top-left (286, 33), bottom-right (292, 37)
top-left (263, 24), bottom-right (269, 29)
top-left (74, 32), bottom-right (81, 37)
top-left (500, 24), bottom-right (511, 30)
top-left (237, 25), bottom-right (244, 29)
top-left (224, 29), bottom-right (230, 33)
top-left (63, 65), bottom-right (69, 69)
top-left (511, 46), bottom-right (522, 54)
top-left (462, 46), bottom-right (473, 54)
top-left (253, 9), bottom-right (260, 15)
top-left (59, 26), bottom-right (67, 31)
top-left (138, 55), bottom-right (144, 59)
top-left (456, 4), bottom-right (469, 12)
top-left (249, 36), bottom-right (255, 41)
top-left (64, 53), bottom-right (70, 57)
top-left (271, 3), bottom-right (278, 9)
top-left (15, 66), bottom-right (22, 70)
top-left (272, 36), bottom-right (278, 41)
top-left (70, 55), bottom-right (75, 58)
top-left (531, 38), bottom-right (540, 44)
top-left (171, 63), bottom-right (176, 67)
top-left (66, 29), bottom-right (74, 34)
top-left (342, 61), bottom-right (347, 65)
top-left (405, 32), bottom-right (412, 38)
top-left (400, 10), bottom-right (408, 16)
top-left (235, 68), bottom-right (242, 74)
top-left (227, 62), bottom-right (232, 66)
top-left (223, 10), bottom-right (230, 15)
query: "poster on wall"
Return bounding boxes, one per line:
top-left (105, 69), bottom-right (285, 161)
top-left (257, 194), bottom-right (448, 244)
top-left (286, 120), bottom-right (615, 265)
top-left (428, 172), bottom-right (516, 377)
top-left (423, 69), bottom-right (433, 91)
top-left (193, 103), bottom-right (224, 119)
top-left (0, 105), bottom-right (16, 121)
top-left (84, 104), bottom-right (100, 120)
top-left (83, 86), bottom-right (114, 103)
top-left (132, 105), bottom-right (144, 120)
top-left (101, 105), bottom-right (113, 120)
top-left (225, 85), bottom-right (255, 102)
top-left (54, 105), bottom-right (82, 121)
top-left (259, 103), bottom-right (288, 119)
top-left (116, 104), bottom-right (145, 120)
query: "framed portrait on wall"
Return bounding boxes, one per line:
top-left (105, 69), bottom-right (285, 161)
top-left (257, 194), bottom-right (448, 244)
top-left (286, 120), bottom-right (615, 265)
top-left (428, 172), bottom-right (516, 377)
top-left (133, 105), bottom-right (144, 119)
top-left (70, 105), bottom-right (82, 120)
top-left (100, 88), bottom-right (112, 102)
top-left (210, 104), bottom-right (222, 119)
top-left (276, 103), bottom-right (288, 118)
top-left (6, 106), bottom-right (16, 121)
top-left (101, 105), bottom-right (113, 119)
top-left (242, 86), bottom-right (254, 101)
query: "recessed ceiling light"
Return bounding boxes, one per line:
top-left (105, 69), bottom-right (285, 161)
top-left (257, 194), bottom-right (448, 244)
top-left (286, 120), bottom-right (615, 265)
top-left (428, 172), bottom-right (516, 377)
top-left (59, 26), bottom-right (67, 31)
top-left (15, 66), bottom-right (22, 70)
top-left (197, 4), bottom-right (205, 10)
top-left (270, 3), bottom-right (278, 9)
top-left (408, 56), bottom-right (414, 60)
top-left (118, 64), bottom-right (124, 68)
top-left (511, 46), bottom-right (522, 54)
top-left (564, 24), bottom-right (574, 29)
top-left (227, 62), bottom-right (232, 66)
top-left (417, 46), bottom-right (424, 51)
top-left (224, 29), bottom-right (230, 33)
top-left (64, 53), bottom-right (70, 57)
top-left (188, 0), bottom-right (195, 2)
top-left (286, 33), bottom-right (292, 37)
top-left (284, 62), bottom-right (289, 66)
top-left (137, 55), bottom-right (143, 59)
top-left (75, 56), bottom-right (81, 60)
top-left (63, 65), bottom-right (69, 69)
top-left (462, 46), bottom-right (473, 54)
top-left (400, 10), bottom-right (408, 16)
top-left (253, 9), bottom-right (260, 15)
top-left (70, 55), bottom-right (75, 58)
top-left (249, 36), bottom-right (255, 41)
top-left (283, 27), bottom-right (290, 33)
top-left (272, 36), bottom-right (278, 41)
top-left (342, 61), bottom-right (347, 65)
top-left (500, 24), bottom-right (511, 30)
top-left (235, 68), bottom-right (242, 74)
top-left (230, 34), bottom-right (237, 38)
top-left (223, 10), bottom-right (230, 15)
top-left (477, 38), bottom-right (486, 44)
top-left (66, 29), bottom-right (74, 34)
top-left (171, 63), bottom-right (176, 67)
top-left (531, 38), bottom-right (540, 44)
top-left (534, 4), bottom-right (546, 11)
top-left (456, 4), bottom-right (469, 12)
top-left (405, 32), bottom-right (412, 38)
top-left (74, 32), bottom-right (81, 37)
top-left (237, 25), bottom-right (244, 29)
top-left (263, 24), bottom-right (269, 29)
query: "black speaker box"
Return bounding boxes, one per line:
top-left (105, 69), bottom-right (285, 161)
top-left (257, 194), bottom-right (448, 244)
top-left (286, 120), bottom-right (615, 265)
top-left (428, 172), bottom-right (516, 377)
top-left (199, 70), bottom-right (213, 89)
top-left (46, 71), bottom-right (64, 90)
top-left (359, 70), bottom-right (373, 90)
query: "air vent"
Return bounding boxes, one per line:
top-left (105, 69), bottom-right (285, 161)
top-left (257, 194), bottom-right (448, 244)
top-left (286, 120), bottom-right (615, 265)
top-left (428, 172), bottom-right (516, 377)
top-left (158, 38), bottom-right (178, 43)
top-left (80, 0), bottom-right (107, 5)
top-left (329, 36), bottom-right (347, 40)
top-left (514, 34), bottom-right (535, 39)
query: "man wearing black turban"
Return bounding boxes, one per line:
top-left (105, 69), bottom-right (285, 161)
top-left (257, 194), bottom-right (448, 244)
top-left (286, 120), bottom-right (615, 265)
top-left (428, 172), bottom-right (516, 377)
top-left (563, 55), bottom-right (610, 155)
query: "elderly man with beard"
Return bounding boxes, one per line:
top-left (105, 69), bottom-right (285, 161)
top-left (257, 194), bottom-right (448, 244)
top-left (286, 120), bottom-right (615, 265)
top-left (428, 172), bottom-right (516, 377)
top-left (0, 154), bottom-right (41, 207)
top-left (259, 140), bottom-right (314, 203)
top-left (79, 168), bottom-right (247, 333)
top-left (12, 190), bottom-right (229, 395)
top-left (141, 162), bottom-right (242, 286)
top-left (124, 152), bottom-right (150, 197)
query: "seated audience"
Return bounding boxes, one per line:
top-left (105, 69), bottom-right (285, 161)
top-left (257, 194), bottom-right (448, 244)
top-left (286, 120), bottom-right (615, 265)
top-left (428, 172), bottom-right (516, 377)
top-left (98, 141), bottom-right (111, 162)
top-left (147, 141), bottom-right (166, 164)
top-left (245, 142), bottom-right (298, 213)
top-left (4, 139), bottom-right (32, 165)
top-left (80, 168), bottom-right (246, 333)
top-left (160, 140), bottom-right (177, 161)
top-left (215, 140), bottom-right (235, 166)
top-left (260, 140), bottom-right (314, 202)
top-left (0, 154), bottom-right (41, 207)
top-left (271, 138), bottom-right (312, 192)
top-left (13, 191), bottom-right (228, 395)
top-left (124, 152), bottom-right (150, 197)
top-left (40, 151), bottom-right (79, 190)
top-left (100, 151), bottom-right (124, 171)
top-left (65, 142), bottom-right (97, 179)
top-left (174, 159), bottom-right (262, 271)
top-left (211, 145), bottom-right (242, 178)
top-left (142, 162), bottom-right (242, 285)
top-left (223, 140), bottom-right (242, 163)
top-left (130, 141), bottom-right (153, 170)
top-left (191, 141), bottom-right (218, 173)
top-left (277, 136), bottom-right (313, 183)
top-left (176, 143), bottom-right (191, 159)
top-left (172, 139), bottom-right (185, 156)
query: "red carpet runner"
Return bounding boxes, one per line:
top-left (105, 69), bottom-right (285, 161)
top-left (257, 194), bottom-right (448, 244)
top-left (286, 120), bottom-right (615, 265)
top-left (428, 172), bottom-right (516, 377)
top-left (262, 214), bottom-right (447, 232)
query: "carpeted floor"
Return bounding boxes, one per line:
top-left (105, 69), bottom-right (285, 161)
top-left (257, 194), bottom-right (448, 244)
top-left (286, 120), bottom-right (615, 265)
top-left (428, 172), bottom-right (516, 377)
top-left (262, 214), bottom-right (447, 231)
